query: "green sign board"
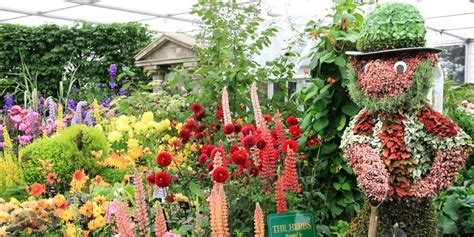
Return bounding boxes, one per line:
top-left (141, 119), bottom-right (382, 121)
top-left (267, 211), bottom-right (316, 237)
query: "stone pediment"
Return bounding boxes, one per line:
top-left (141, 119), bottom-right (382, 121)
top-left (134, 33), bottom-right (197, 67)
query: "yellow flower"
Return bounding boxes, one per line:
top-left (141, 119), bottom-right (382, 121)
top-left (93, 195), bottom-right (107, 205)
top-left (116, 115), bottom-right (130, 131)
top-left (127, 138), bottom-right (139, 148)
top-left (0, 226), bottom-right (7, 237)
top-left (174, 193), bottom-right (189, 203)
top-left (175, 122), bottom-right (183, 131)
top-left (88, 216), bottom-right (106, 231)
top-left (108, 130), bottom-right (122, 143)
top-left (95, 124), bottom-right (104, 132)
top-left (93, 203), bottom-right (104, 217)
top-left (9, 197), bottom-right (20, 205)
top-left (61, 206), bottom-right (77, 222)
top-left (53, 194), bottom-right (67, 208)
top-left (155, 119), bottom-right (171, 132)
top-left (63, 223), bottom-right (77, 237)
top-left (133, 122), bottom-right (147, 134)
top-left (163, 134), bottom-right (171, 141)
top-left (79, 201), bottom-right (93, 218)
top-left (141, 111), bottom-right (154, 124)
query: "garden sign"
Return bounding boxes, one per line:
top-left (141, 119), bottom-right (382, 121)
top-left (267, 211), bottom-right (316, 237)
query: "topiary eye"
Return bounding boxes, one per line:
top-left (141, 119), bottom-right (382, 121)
top-left (394, 61), bottom-right (407, 74)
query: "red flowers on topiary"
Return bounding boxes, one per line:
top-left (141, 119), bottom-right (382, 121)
top-left (223, 124), bottom-right (235, 135)
top-left (154, 171), bottom-right (172, 188)
top-left (285, 116), bottom-right (298, 126)
top-left (353, 111), bottom-right (375, 136)
top-left (157, 151), bottom-right (172, 167)
top-left (212, 167), bottom-right (229, 183)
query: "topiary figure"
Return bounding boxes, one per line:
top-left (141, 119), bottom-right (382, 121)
top-left (341, 3), bottom-right (472, 236)
top-left (21, 125), bottom-right (109, 189)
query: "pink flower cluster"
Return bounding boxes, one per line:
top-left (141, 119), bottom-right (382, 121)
top-left (345, 143), bottom-right (389, 204)
top-left (6, 105), bottom-right (40, 145)
top-left (412, 147), bottom-right (470, 198)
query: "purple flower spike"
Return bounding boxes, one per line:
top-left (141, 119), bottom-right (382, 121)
top-left (109, 81), bottom-right (117, 89)
top-left (3, 94), bottom-right (14, 111)
top-left (109, 64), bottom-right (117, 79)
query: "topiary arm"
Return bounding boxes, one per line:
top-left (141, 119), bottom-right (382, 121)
top-left (344, 143), bottom-right (389, 205)
top-left (412, 147), bottom-right (470, 198)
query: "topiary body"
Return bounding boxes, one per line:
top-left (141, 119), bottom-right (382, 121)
top-left (21, 125), bottom-right (109, 188)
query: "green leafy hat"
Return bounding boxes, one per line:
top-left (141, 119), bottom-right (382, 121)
top-left (346, 3), bottom-right (440, 56)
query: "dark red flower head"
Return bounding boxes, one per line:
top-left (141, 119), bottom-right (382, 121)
top-left (242, 135), bottom-right (256, 150)
top-left (249, 166), bottom-right (260, 176)
top-left (198, 154), bottom-right (209, 165)
top-left (201, 145), bottom-right (214, 156)
top-left (256, 139), bottom-right (266, 149)
top-left (155, 171), bottom-right (172, 188)
top-left (210, 147), bottom-right (225, 159)
top-left (179, 128), bottom-right (192, 143)
top-left (289, 125), bottom-right (302, 139)
top-left (286, 116), bottom-right (299, 126)
top-left (241, 124), bottom-right (256, 136)
top-left (184, 119), bottom-right (198, 131)
top-left (223, 124), bottom-right (235, 135)
top-left (212, 167), bottom-right (229, 183)
top-left (263, 114), bottom-right (272, 122)
top-left (234, 124), bottom-right (242, 133)
top-left (231, 150), bottom-right (248, 165)
top-left (191, 103), bottom-right (204, 114)
top-left (194, 111), bottom-right (206, 121)
top-left (230, 145), bottom-right (239, 154)
top-left (216, 104), bottom-right (224, 120)
top-left (284, 140), bottom-right (298, 153)
top-left (307, 137), bottom-right (322, 147)
top-left (207, 162), bottom-right (215, 172)
top-left (147, 171), bottom-right (156, 184)
top-left (165, 194), bottom-right (175, 203)
top-left (271, 129), bottom-right (279, 140)
top-left (157, 151), bottom-right (173, 167)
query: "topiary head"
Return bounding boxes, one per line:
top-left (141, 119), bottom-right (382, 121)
top-left (356, 3), bottom-right (426, 52)
top-left (345, 3), bottom-right (441, 112)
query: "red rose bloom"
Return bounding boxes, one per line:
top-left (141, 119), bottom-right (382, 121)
top-left (198, 154), bottom-right (209, 165)
top-left (191, 103), bottom-right (204, 114)
top-left (242, 135), bottom-right (256, 149)
top-left (212, 167), bottom-right (229, 183)
top-left (288, 125), bottom-right (302, 138)
top-left (256, 139), bottom-right (266, 149)
top-left (147, 171), bottom-right (156, 184)
top-left (155, 171), bottom-right (172, 188)
top-left (263, 114), bottom-right (272, 122)
top-left (223, 124), bottom-right (235, 135)
top-left (157, 151), bottom-right (173, 167)
top-left (231, 150), bottom-right (248, 165)
top-left (284, 140), bottom-right (298, 153)
top-left (286, 116), bottom-right (299, 126)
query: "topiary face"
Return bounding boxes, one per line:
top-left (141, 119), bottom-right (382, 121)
top-left (347, 51), bottom-right (438, 112)
top-left (356, 3), bottom-right (426, 52)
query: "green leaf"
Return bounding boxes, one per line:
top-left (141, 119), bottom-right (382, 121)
top-left (335, 56), bottom-right (346, 67)
top-left (438, 215), bottom-right (458, 234)
top-left (341, 182), bottom-right (351, 191)
top-left (341, 102), bottom-right (360, 116)
top-left (337, 114), bottom-right (347, 131)
top-left (314, 117), bottom-right (329, 131)
top-left (189, 182), bottom-right (203, 196)
top-left (333, 183), bottom-right (341, 190)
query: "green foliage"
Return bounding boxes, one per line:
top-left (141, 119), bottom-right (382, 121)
top-left (435, 167), bottom-right (474, 235)
top-left (21, 125), bottom-right (108, 188)
top-left (347, 60), bottom-right (435, 113)
top-left (172, 0), bottom-right (299, 117)
top-left (0, 186), bottom-right (29, 201)
top-left (347, 199), bottom-right (438, 236)
top-left (357, 3), bottom-right (426, 52)
top-left (0, 22), bottom-right (152, 97)
top-left (295, 0), bottom-right (364, 228)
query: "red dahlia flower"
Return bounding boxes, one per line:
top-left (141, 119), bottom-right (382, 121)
top-left (157, 151), bottom-right (173, 167)
top-left (201, 145), bottom-right (214, 156)
top-left (230, 145), bottom-right (239, 153)
top-left (223, 124), bottom-right (235, 135)
top-left (263, 114), bottom-right (272, 122)
top-left (216, 104), bottom-right (224, 120)
top-left (241, 124), bottom-right (256, 136)
top-left (210, 147), bottom-right (225, 159)
top-left (249, 166), bottom-right (260, 176)
top-left (184, 119), bottom-right (198, 131)
top-left (284, 140), bottom-right (298, 153)
top-left (234, 124), bottom-right (242, 133)
top-left (243, 135), bottom-right (256, 149)
top-left (288, 125), bottom-right (302, 138)
top-left (307, 137), bottom-right (322, 147)
top-left (147, 171), bottom-right (156, 184)
top-left (231, 150), bottom-right (248, 165)
top-left (212, 167), bottom-right (229, 183)
top-left (191, 103), bottom-right (204, 114)
top-left (179, 128), bottom-right (192, 143)
top-left (256, 139), bottom-right (266, 149)
top-left (198, 154), bottom-right (209, 165)
top-left (286, 116), bottom-right (299, 126)
top-left (155, 171), bottom-right (172, 188)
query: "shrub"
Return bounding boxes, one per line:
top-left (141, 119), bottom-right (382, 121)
top-left (21, 125), bottom-right (108, 187)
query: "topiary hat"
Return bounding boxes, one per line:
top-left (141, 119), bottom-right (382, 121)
top-left (346, 3), bottom-right (440, 56)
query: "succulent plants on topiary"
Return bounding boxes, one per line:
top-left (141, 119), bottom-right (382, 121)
top-left (356, 3), bottom-right (426, 53)
top-left (21, 125), bottom-right (109, 189)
